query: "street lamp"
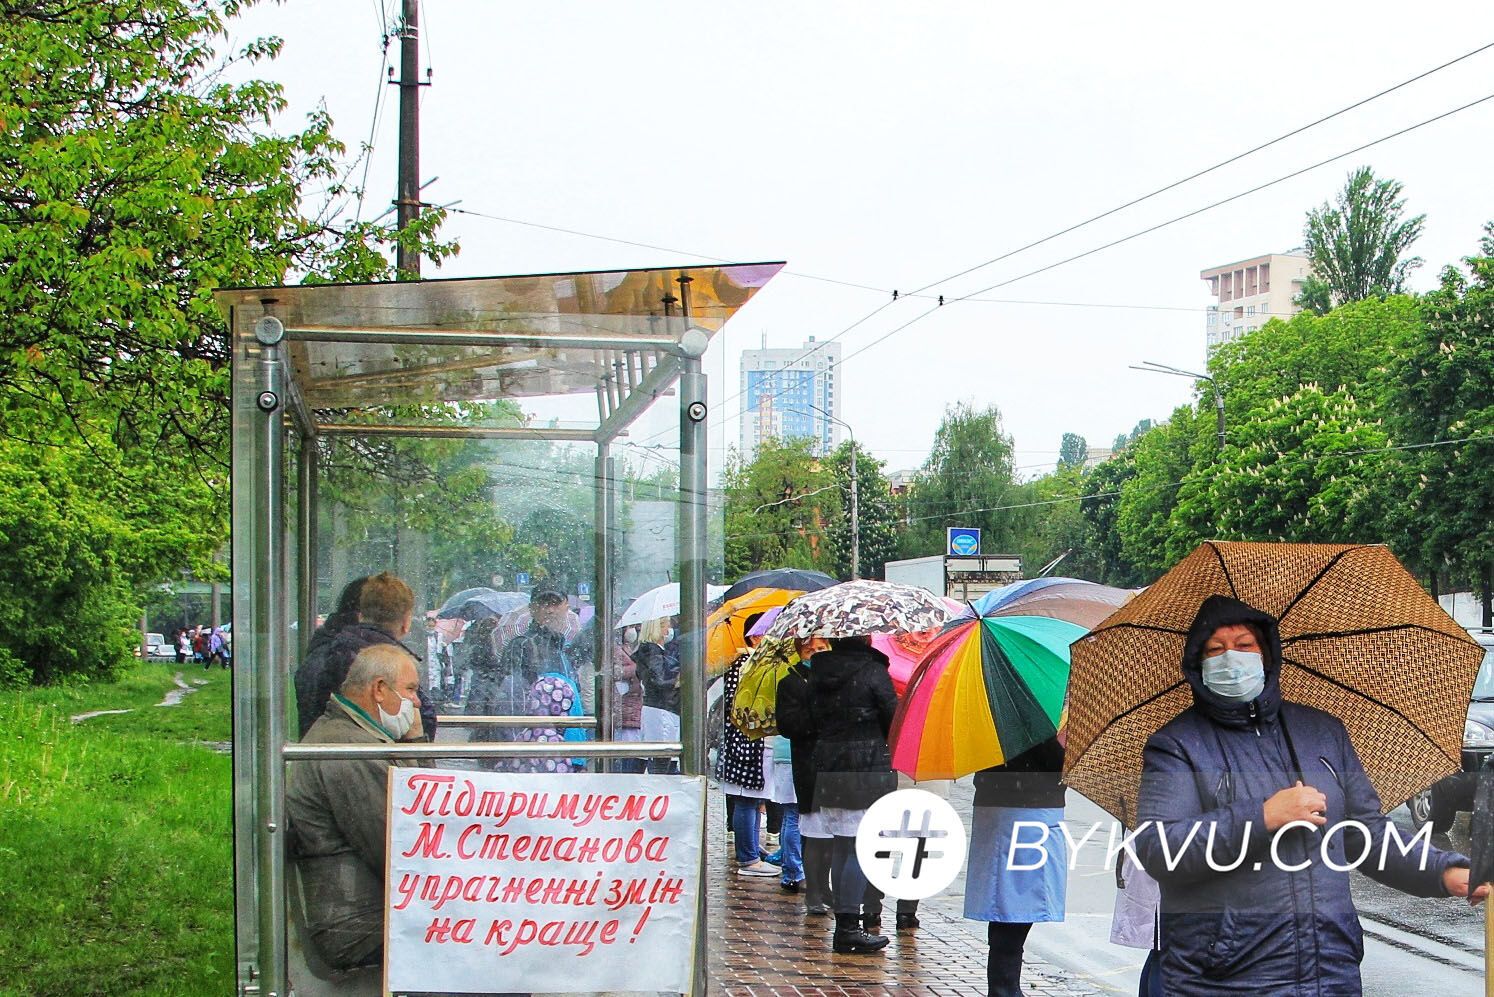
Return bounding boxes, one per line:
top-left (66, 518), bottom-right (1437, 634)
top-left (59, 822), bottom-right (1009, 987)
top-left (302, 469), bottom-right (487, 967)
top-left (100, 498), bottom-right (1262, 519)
top-left (1130, 360), bottom-right (1226, 449)
top-left (805, 402), bottom-right (859, 580)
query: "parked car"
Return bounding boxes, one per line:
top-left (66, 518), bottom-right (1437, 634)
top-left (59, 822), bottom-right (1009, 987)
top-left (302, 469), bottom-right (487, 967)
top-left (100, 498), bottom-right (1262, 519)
top-left (134, 633), bottom-right (173, 661)
top-left (1409, 628), bottom-right (1494, 831)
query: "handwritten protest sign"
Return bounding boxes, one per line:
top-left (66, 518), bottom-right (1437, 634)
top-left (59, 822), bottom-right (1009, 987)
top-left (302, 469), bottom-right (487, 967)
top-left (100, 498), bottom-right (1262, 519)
top-left (384, 769), bottom-right (704, 994)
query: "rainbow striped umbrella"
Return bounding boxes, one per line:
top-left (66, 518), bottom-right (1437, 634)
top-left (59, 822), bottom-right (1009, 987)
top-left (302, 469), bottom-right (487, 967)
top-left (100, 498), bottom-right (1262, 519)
top-left (890, 615), bottom-right (1085, 781)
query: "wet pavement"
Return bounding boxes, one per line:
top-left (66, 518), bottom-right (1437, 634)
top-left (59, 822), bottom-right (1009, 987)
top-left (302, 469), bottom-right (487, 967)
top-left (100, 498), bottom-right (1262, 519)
top-left (706, 785), bottom-right (1097, 995)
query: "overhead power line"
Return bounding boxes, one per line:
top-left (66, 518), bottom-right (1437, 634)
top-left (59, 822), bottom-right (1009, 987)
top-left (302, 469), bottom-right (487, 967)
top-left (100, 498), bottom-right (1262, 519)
top-left (703, 84), bottom-right (1494, 443)
top-left (903, 39), bottom-right (1494, 298)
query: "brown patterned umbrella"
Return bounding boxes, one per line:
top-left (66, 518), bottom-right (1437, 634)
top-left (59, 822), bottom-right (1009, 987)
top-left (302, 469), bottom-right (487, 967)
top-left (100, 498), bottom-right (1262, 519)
top-left (1063, 541), bottom-right (1483, 827)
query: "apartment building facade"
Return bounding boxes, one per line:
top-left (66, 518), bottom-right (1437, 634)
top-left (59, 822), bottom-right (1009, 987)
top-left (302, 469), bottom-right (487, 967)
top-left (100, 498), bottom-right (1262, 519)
top-left (1200, 252), bottom-right (1311, 348)
top-left (739, 336), bottom-right (843, 458)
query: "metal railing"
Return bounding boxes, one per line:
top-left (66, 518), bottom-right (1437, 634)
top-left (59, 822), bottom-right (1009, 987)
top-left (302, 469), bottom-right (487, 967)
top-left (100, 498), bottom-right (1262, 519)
top-left (282, 740), bottom-right (682, 762)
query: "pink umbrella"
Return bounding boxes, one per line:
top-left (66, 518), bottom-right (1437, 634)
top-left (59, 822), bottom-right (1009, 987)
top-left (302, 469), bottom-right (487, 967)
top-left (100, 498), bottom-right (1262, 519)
top-left (873, 628), bottom-right (944, 697)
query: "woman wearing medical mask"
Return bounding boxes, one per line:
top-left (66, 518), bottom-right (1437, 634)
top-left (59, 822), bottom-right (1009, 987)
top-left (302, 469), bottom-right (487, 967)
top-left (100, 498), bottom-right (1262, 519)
top-left (1135, 595), bottom-right (1483, 996)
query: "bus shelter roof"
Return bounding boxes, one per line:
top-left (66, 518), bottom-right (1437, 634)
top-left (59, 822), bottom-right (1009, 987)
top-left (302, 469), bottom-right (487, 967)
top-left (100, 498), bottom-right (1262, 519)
top-left (213, 262), bottom-right (783, 414)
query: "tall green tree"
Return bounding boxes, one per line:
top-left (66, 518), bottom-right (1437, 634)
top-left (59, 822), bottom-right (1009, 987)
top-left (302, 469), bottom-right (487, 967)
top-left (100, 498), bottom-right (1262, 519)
top-left (0, 0), bottom-right (454, 681)
top-left (901, 402), bottom-right (1021, 557)
top-left (1171, 385), bottom-right (1389, 548)
top-left (1385, 227), bottom-right (1494, 618)
top-left (722, 438), bottom-right (841, 580)
top-left (1079, 446), bottom-right (1147, 586)
top-left (1112, 419), bottom-right (1153, 452)
top-left (823, 441), bottom-right (901, 580)
top-left (1296, 166), bottom-right (1425, 314)
top-left (1009, 467), bottom-right (1107, 581)
top-left (1057, 432), bottom-right (1088, 471)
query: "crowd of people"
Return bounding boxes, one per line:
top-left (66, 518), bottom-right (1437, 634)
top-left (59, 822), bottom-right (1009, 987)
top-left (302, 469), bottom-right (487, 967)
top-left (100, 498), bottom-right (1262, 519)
top-left (279, 573), bottom-right (1486, 996)
top-left (171, 625), bottom-right (229, 669)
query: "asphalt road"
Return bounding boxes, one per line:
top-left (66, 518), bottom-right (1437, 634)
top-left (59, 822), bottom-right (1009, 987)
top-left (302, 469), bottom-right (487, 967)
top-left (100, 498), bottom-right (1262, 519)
top-left (922, 781), bottom-right (1486, 996)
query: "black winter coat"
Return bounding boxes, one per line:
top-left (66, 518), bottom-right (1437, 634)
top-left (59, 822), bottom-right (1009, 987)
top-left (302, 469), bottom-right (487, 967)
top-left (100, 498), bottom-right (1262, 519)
top-left (635, 641), bottom-right (681, 715)
top-left (806, 644), bottom-right (897, 811)
top-left (1137, 595), bottom-right (1468, 996)
top-left (294, 621), bottom-right (437, 740)
top-left (973, 737), bottom-right (1066, 809)
top-left (775, 661), bottom-right (818, 812)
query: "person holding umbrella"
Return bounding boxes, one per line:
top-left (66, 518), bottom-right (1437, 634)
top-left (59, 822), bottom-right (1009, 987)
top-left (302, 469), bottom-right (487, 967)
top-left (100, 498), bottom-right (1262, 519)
top-left (808, 633), bottom-right (898, 954)
top-left (1136, 593), bottom-right (1486, 994)
top-left (776, 634), bottom-right (834, 916)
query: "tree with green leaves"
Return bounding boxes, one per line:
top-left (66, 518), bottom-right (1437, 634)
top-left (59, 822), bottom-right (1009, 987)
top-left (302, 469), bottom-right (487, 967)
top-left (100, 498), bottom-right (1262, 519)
top-left (1112, 419), bottom-right (1153, 452)
top-left (1170, 385), bottom-right (1389, 548)
top-left (1385, 225), bottom-right (1494, 620)
top-left (1008, 467), bottom-right (1107, 581)
top-left (1113, 404), bottom-right (1202, 575)
top-left (1295, 166), bottom-right (1424, 315)
top-left (722, 438), bottom-right (841, 580)
top-left (1079, 446), bottom-right (1147, 586)
top-left (901, 402), bottom-right (1021, 558)
top-left (1057, 432), bottom-right (1088, 472)
top-left (0, 1), bottom-right (455, 680)
top-left (823, 441), bottom-right (901, 580)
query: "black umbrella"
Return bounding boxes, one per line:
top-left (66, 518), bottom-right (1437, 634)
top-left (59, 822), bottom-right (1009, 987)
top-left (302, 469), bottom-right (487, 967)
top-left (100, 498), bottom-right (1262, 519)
top-left (721, 568), bottom-right (837, 603)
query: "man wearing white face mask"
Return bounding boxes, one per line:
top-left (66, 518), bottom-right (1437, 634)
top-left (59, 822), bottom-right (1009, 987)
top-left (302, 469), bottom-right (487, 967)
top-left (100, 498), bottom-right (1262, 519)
top-left (287, 643), bottom-right (423, 971)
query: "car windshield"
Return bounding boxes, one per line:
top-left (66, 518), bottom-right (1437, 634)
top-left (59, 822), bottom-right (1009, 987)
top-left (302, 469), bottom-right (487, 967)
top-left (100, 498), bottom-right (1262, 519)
top-left (1472, 648), bottom-right (1494, 701)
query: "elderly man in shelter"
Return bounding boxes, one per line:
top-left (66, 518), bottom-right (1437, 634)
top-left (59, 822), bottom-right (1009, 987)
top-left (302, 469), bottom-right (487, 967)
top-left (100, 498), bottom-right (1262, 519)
top-left (286, 642), bottom-right (424, 971)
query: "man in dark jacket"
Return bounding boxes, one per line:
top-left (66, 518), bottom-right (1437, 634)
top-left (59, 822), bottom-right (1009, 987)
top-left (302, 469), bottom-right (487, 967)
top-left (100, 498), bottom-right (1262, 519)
top-left (294, 572), bottom-right (437, 740)
top-left (1137, 594), bottom-right (1483, 996)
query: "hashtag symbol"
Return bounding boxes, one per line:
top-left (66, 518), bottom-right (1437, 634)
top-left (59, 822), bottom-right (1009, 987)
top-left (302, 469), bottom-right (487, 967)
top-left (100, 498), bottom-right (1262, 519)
top-left (875, 809), bottom-right (947, 879)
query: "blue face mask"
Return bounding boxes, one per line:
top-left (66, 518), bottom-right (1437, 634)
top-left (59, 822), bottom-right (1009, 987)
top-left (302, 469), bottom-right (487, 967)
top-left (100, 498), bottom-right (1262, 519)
top-left (1201, 649), bottom-right (1265, 703)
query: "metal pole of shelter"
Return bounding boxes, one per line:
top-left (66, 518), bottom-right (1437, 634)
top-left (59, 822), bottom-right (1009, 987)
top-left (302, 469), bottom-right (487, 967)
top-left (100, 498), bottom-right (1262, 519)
top-left (297, 436), bottom-right (318, 659)
top-left (594, 446), bottom-right (615, 772)
top-left (252, 318), bottom-right (288, 997)
top-left (672, 275), bottom-right (710, 997)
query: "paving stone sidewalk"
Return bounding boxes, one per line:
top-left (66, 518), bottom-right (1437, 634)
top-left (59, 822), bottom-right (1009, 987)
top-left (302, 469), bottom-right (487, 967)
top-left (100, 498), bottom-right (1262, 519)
top-left (705, 790), bottom-right (1098, 996)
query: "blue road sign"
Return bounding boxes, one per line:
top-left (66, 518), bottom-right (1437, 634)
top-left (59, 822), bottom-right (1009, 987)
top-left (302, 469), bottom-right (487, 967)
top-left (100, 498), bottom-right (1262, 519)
top-left (947, 527), bottom-right (981, 557)
top-left (516, 571), bottom-right (531, 586)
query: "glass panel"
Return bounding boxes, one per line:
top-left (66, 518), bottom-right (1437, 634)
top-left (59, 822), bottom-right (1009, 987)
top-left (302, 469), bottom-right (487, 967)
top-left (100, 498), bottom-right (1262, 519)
top-left (221, 269), bottom-right (763, 993)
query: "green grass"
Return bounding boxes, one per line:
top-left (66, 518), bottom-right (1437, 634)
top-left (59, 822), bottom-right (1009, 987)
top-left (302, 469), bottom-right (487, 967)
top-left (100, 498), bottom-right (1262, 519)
top-left (0, 663), bottom-right (235, 995)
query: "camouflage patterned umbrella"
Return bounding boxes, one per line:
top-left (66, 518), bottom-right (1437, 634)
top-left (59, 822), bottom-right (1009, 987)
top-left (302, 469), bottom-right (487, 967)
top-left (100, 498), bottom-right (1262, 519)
top-left (762, 579), bottom-right (953, 639)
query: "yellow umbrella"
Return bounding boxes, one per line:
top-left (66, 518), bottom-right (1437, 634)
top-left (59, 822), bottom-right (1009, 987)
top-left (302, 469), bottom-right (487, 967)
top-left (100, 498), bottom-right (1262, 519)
top-left (705, 588), bottom-right (803, 678)
top-left (729, 637), bottom-right (800, 739)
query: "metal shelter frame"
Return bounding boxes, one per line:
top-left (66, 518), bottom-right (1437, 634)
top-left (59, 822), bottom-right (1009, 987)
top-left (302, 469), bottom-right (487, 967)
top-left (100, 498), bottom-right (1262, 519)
top-left (220, 263), bottom-right (783, 997)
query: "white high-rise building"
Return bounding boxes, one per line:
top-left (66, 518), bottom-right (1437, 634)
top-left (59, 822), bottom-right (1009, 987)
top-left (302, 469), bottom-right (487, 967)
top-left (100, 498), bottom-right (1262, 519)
top-left (1201, 252), bottom-right (1312, 349)
top-left (738, 336), bottom-right (843, 459)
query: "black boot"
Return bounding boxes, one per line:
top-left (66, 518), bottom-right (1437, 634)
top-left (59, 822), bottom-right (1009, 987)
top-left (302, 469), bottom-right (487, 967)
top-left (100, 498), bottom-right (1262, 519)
top-left (833, 912), bottom-right (889, 954)
top-left (987, 921), bottom-right (1032, 997)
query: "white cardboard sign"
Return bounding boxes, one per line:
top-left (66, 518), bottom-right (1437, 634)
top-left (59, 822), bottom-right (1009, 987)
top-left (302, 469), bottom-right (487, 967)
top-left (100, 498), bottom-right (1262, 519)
top-left (384, 769), bottom-right (704, 994)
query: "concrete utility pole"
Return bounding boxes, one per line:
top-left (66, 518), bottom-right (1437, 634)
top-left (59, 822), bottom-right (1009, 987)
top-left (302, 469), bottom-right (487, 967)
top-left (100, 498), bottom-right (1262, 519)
top-left (809, 403), bottom-right (859, 579)
top-left (394, 0), bottom-right (423, 276)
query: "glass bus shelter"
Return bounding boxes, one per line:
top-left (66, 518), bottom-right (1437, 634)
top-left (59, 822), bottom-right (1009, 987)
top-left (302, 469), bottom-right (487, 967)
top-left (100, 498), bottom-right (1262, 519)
top-left (219, 263), bottom-right (782, 996)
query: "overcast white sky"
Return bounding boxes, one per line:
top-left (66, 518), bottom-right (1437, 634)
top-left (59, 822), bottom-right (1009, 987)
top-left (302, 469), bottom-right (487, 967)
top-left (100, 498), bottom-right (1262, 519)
top-left (229, 1), bottom-right (1494, 479)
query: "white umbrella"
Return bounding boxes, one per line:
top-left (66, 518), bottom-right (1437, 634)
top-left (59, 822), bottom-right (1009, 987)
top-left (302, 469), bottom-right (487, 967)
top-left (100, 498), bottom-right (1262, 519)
top-left (615, 582), bottom-right (729, 628)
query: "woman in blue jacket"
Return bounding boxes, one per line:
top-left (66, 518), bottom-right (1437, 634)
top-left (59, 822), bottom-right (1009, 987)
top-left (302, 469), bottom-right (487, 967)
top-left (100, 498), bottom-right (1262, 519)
top-left (1136, 595), bottom-right (1485, 995)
